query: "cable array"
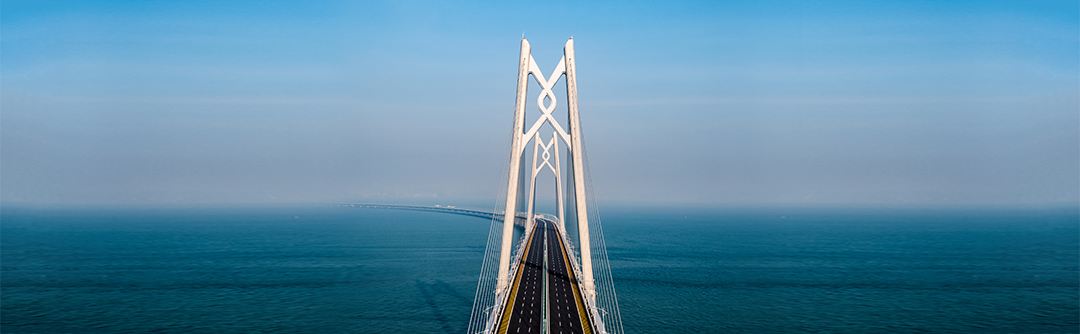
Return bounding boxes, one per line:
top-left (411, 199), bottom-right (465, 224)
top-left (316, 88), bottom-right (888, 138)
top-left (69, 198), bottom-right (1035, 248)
top-left (465, 123), bottom-right (516, 334)
top-left (580, 134), bottom-right (625, 334)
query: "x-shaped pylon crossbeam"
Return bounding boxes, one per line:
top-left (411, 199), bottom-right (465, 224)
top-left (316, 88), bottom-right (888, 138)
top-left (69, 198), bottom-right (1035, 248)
top-left (522, 55), bottom-right (572, 149)
top-left (532, 133), bottom-right (557, 177)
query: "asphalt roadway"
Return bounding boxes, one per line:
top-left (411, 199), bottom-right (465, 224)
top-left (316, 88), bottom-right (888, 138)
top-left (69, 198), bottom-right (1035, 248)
top-left (500, 219), bottom-right (590, 334)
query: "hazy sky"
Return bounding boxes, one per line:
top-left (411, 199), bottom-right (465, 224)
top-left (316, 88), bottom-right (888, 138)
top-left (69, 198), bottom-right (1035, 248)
top-left (2, 0), bottom-right (1077, 206)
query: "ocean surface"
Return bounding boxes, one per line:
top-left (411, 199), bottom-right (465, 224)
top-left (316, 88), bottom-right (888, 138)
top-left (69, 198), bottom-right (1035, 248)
top-left (2, 205), bottom-right (1077, 333)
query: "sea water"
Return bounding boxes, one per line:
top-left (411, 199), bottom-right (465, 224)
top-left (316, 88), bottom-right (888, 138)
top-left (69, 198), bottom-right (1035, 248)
top-left (2, 206), bottom-right (1077, 333)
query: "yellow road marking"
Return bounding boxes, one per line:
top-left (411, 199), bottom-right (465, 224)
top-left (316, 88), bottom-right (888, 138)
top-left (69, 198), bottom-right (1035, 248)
top-left (496, 224), bottom-right (538, 334)
top-left (554, 227), bottom-right (593, 334)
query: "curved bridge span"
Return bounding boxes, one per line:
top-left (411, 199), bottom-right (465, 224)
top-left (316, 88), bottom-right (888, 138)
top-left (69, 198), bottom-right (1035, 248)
top-left (334, 203), bottom-right (527, 227)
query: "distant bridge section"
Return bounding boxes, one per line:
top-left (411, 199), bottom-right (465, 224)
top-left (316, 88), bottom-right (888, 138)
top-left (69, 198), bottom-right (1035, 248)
top-left (336, 204), bottom-right (528, 227)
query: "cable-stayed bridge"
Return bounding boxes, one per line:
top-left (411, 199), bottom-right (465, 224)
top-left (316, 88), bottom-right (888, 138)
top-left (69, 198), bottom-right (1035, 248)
top-left (468, 38), bottom-right (622, 334)
top-left (350, 38), bottom-right (623, 334)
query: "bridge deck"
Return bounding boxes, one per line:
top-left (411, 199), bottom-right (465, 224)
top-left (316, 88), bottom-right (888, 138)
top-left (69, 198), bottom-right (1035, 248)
top-left (498, 219), bottom-right (592, 334)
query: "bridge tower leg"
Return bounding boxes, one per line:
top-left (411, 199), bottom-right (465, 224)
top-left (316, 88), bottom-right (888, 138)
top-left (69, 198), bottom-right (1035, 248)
top-left (526, 133), bottom-right (540, 231)
top-left (496, 39), bottom-right (532, 294)
top-left (564, 39), bottom-right (595, 301)
top-left (553, 131), bottom-right (565, 233)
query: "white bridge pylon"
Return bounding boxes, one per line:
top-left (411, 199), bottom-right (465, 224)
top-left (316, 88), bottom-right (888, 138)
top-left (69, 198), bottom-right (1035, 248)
top-left (496, 37), bottom-right (595, 302)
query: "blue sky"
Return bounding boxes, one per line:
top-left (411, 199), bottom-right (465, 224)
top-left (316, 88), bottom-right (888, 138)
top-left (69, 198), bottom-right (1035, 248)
top-left (2, 0), bottom-right (1077, 206)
